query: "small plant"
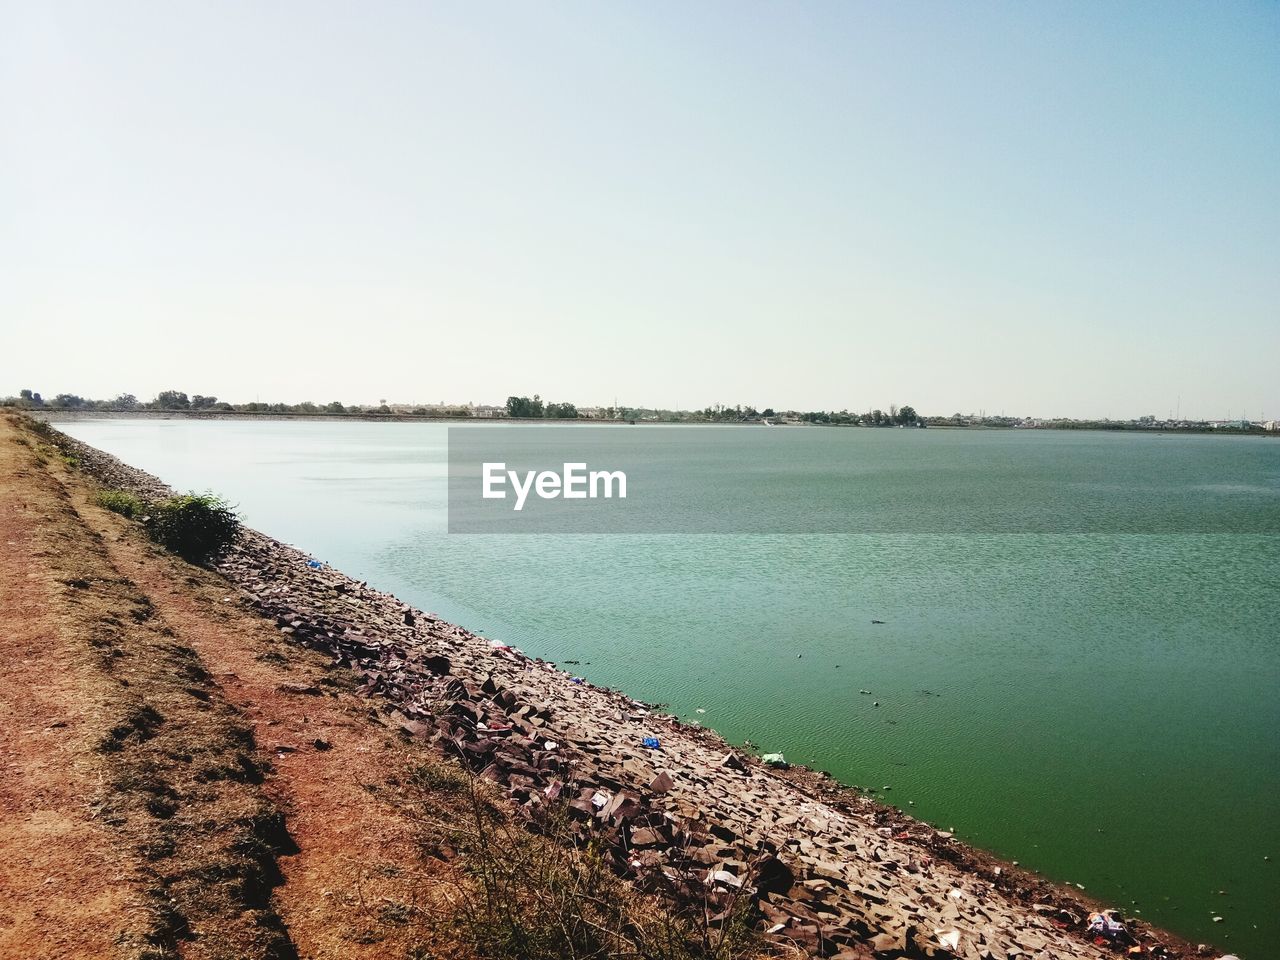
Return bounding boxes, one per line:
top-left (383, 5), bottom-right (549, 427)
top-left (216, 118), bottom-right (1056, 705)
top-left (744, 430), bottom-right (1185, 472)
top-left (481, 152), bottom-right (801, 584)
top-left (27, 418), bottom-right (55, 440)
top-left (147, 493), bottom-right (241, 564)
top-left (408, 762), bottom-right (469, 795)
top-left (97, 490), bottom-right (146, 519)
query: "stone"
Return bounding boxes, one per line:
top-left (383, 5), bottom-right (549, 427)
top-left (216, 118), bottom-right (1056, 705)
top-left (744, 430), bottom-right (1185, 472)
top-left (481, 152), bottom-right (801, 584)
top-left (277, 682), bottom-right (320, 695)
top-left (629, 827), bottom-right (660, 848)
top-left (422, 654), bottom-right (451, 675)
top-left (649, 771), bottom-right (675, 793)
top-left (720, 751), bottom-right (746, 770)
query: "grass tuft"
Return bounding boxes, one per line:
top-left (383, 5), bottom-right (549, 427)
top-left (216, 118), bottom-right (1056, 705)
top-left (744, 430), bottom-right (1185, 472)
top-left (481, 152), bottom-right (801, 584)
top-left (97, 489), bottom-right (146, 519)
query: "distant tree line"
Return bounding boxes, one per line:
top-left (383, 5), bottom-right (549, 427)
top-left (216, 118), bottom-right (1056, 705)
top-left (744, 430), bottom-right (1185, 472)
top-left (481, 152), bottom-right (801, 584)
top-left (4, 387), bottom-right (918, 427)
top-left (1, 388), bottom-right (472, 417)
top-left (505, 395), bottom-right (579, 419)
top-left (12, 387), bottom-right (1255, 434)
top-left (797, 404), bottom-right (921, 426)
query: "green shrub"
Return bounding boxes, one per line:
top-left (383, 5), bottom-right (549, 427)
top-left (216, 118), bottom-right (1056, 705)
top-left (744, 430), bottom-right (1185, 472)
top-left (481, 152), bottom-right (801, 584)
top-left (97, 490), bottom-right (146, 519)
top-left (147, 493), bottom-right (240, 564)
top-left (28, 418), bottom-right (55, 440)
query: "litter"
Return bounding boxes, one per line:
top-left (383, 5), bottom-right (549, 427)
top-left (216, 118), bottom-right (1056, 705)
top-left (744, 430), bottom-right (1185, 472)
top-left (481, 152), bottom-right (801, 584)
top-left (570, 676), bottom-right (584, 684)
top-left (543, 740), bottom-right (558, 751)
top-left (762, 753), bottom-right (788, 768)
top-left (1085, 911), bottom-right (1132, 943)
top-left (641, 736), bottom-right (661, 749)
top-left (591, 791), bottom-right (611, 809)
top-left (935, 929), bottom-right (960, 950)
top-left (306, 559), bottom-right (323, 569)
top-left (707, 869), bottom-right (743, 888)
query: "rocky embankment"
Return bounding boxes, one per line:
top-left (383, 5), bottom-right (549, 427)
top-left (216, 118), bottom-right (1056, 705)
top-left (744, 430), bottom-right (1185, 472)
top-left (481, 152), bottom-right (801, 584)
top-left (62, 431), bottom-right (1206, 960)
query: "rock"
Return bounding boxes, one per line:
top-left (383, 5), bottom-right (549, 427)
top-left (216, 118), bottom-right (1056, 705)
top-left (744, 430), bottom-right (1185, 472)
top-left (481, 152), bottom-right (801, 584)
top-left (870, 930), bottom-right (904, 953)
top-left (277, 682), bottom-right (320, 695)
top-left (709, 823), bottom-right (736, 843)
top-left (422, 654), bottom-right (451, 675)
top-left (720, 751), bottom-right (746, 770)
top-left (649, 771), bottom-right (675, 793)
top-left (629, 827), bottom-right (660, 848)
top-left (756, 856), bottom-right (795, 895)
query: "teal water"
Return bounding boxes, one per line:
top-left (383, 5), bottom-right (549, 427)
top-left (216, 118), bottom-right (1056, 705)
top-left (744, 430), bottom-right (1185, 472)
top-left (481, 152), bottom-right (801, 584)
top-left (61, 419), bottom-right (1279, 956)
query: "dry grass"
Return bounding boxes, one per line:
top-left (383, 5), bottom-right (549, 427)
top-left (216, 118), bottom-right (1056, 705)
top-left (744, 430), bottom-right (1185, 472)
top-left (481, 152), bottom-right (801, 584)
top-left (392, 762), bottom-right (765, 960)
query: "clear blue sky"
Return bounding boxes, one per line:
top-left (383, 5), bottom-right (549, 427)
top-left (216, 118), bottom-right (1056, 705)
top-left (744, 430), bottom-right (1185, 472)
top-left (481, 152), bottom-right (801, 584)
top-left (2, 1), bottom-right (1277, 419)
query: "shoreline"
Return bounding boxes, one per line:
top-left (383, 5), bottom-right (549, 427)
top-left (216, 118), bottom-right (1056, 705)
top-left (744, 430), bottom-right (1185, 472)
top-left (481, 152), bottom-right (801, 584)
top-left (35, 409), bottom-right (1278, 438)
top-left (52, 421), bottom-right (1213, 959)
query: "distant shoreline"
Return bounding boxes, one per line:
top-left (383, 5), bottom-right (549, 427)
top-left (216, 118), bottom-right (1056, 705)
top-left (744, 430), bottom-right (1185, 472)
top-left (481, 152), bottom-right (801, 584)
top-left (36, 408), bottom-right (1279, 437)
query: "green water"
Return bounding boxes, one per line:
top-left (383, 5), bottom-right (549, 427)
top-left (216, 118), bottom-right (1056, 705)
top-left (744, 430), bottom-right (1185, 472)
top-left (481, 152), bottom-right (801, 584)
top-left (61, 419), bottom-right (1279, 956)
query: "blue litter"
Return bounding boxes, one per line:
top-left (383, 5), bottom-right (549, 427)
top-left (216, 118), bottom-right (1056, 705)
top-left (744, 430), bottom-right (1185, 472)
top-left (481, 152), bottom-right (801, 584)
top-left (642, 736), bottom-right (661, 749)
top-left (307, 560), bottom-right (324, 569)
top-left (570, 676), bottom-right (584, 684)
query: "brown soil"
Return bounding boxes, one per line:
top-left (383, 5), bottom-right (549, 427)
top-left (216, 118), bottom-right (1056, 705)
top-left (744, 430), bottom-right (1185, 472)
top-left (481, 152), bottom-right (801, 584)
top-left (0, 416), bottom-right (466, 959)
top-left (0, 425), bottom-right (153, 957)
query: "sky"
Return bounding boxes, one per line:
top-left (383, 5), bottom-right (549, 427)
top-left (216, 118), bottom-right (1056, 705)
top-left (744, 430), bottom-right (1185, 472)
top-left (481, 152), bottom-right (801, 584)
top-left (2, 1), bottom-right (1277, 419)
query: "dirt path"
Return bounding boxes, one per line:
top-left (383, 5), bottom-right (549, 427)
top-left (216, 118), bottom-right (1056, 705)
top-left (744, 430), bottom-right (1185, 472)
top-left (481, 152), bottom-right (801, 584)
top-left (65, 469), bottom-right (459, 960)
top-left (0, 428), bottom-right (152, 958)
top-left (0, 417), bottom-right (465, 960)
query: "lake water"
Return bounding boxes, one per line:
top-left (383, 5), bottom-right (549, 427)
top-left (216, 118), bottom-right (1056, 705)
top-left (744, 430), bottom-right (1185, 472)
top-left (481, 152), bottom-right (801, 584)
top-left (61, 419), bottom-right (1280, 956)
